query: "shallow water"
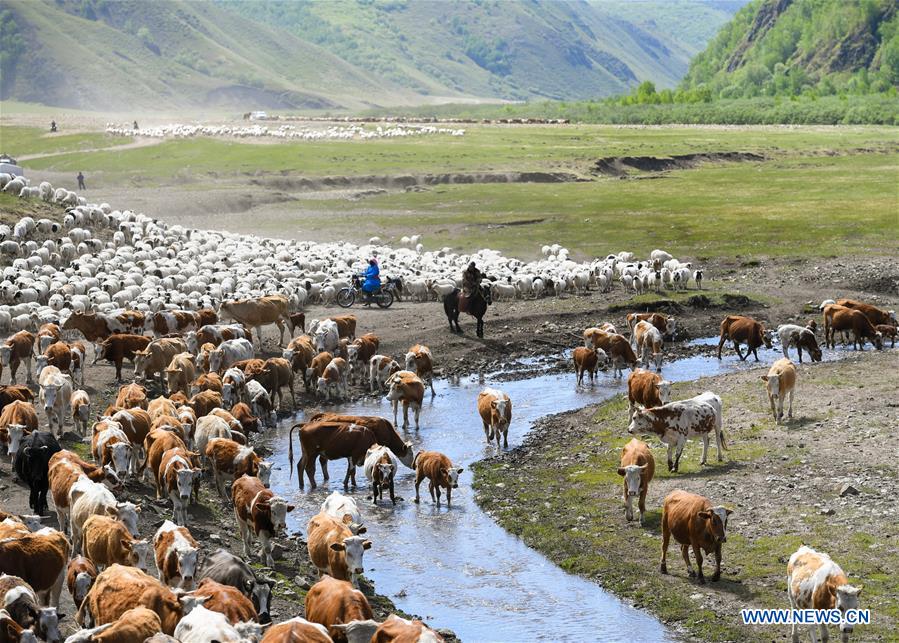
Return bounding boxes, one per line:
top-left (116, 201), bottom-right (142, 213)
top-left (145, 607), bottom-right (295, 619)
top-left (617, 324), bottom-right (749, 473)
top-left (265, 338), bottom-right (868, 641)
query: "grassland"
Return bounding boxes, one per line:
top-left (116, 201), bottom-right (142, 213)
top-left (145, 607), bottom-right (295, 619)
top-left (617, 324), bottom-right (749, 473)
top-left (474, 352), bottom-right (899, 641)
top-left (0, 126), bottom-right (133, 157)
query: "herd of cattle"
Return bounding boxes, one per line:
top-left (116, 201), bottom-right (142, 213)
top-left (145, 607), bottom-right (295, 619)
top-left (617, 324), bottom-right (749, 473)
top-left (0, 181), bottom-right (894, 643)
top-left (103, 123), bottom-right (466, 141)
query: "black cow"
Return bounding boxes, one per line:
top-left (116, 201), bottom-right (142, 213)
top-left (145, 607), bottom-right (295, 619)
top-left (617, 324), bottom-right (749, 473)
top-left (15, 431), bottom-right (61, 516)
top-left (197, 549), bottom-right (275, 623)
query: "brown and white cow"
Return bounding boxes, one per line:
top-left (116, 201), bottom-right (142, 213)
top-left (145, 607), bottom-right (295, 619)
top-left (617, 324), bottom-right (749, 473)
top-left (583, 323), bottom-right (617, 347)
top-left (317, 357), bottom-right (348, 401)
top-left (0, 574), bottom-right (61, 642)
top-left (65, 556), bottom-right (97, 610)
top-left (282, 336), bottom-right (316, 390)
top-left (787, 545), bottom-right (862, 643)
top-left (368, 355), bottom-right (400, 393)
top-left (69, 390), bottom-right (91, 436)
top-left (404, 344), bottom-right (435, 396)
top-left (776, 324), bottom-right (822, 363)
top-left (1, 331), bottom-right (36, 384)
top-left (219, 296), bottom-right (290, 347)
top-left (825, 308), bottom-right (883, 351)
top-left (363, 445), bottom-right (398, 506)
top-left (626, 312), bottom-right (676, 341)
top-left (370, 614), bottom-right (446, 643)
top-left (153, 520), bottom-right (200, 590)
top-left (192, 578), bottom-right (257, 624)
top-left (36, 323), bottom-right (62, 354)
top-left (477, 388), bottom-right (512, 448)
top-left (62, 312), bottom-right (145, 361)
top-left (48, 451), bottom-right (121, 537)
top-left (329, 315), bottom-right (357, 341)
top-left (91, 419), bottom-right (133, 479)
top-left (146, 311), bottom-right (199, 337)
top-left (626, 369), bottom-right (671, 420)
top-left (164, 352), bottom-right (196, 398)
top-left (189, 390), bottom-right (223, 418)
top-left (761, 358), bottom-right (797, 424)
top-left (205, 437), bottom-right (271, 499)
top-left (572, 346), bottom-right (607, 386)
top-left (36, 342), bottom-right (73, 380)
top-left (633, 320), bottom-right (664, 371)
top-left (158, 447), bottom-right (201, 525)
top-left (134, 338), bottom-right (188, 383)
top-left (306, 513), bottom-right (371, 586)
top-left (617, 438), bottom-right (655, 524)
top-left (385, 370), bottom-right (425, 430)
top-left (111, 408), bottom-right (152, 463)
top-left (0, 528), bottom-right (69, 607)
top-left (0, 400), bottom-right (38, 461)
top-left (717, 315), bottom-right (773, 361)
top-left (413, 450), bottom-right (462, 506)
top-left (304, 576), bottom-right (373, 642)
top-left (81, 514), bottom-right (150, 572)
top-left (144, 429), bottom-right (186, 486)
top-left (75, 564), bottom-right (182, 634)
top-left (114, 383), bottom-right (148, 410)
top-left (660, 490), bottom-right (732, 584)
top-left (232, 475), bottom-right (294, 567)
top-left (628, 391), bottom-right (725, 472)
top-left (347, 334), bottom-right (380, 385)
top-left (261, 617), bottom-right (329, 643)
top-left (96, 334), bottom-right (151, 381)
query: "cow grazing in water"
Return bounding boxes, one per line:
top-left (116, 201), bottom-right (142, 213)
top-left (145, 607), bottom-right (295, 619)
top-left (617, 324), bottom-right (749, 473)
top-left (825, 308), bottom-right (883, 351)
top-left (660, 490), bottom-right (732, 584)
top-left (776, 324), bottom-right (822, 363)
top-left (617, 438), bottom-right (655, 524)
top-left (717, 315), bottom-right (772, 361)
top-left (787, 545), bottom-right (862, 643)
top-left (761, 358), bottom-right (797, 424)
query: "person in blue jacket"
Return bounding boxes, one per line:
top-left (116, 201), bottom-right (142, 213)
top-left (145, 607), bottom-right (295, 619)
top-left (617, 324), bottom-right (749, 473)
top-left (361, 257), bottom-right (380, 304)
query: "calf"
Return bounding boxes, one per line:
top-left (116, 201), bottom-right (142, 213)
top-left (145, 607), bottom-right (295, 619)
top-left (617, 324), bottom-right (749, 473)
top-left (15, 431), bottom-right (61, 516)
top-left (627, 369), bottom-right (672, 420)
top-left (282, 336), bottom-right (315, 390)
top-left (205, 437), bottom-right (271, 499)
top-left (787, 545), bottom-right (862, 643)
top-left (232, 475), bottom-right (294, 567)
top-left (875, 323), bottom-right (897, 347)
top-left (626, 312), bottom-right (676, 341)
top-left (317, 357), bottom-right (348, 401)
top-left (477, 388), bottom-right (512, 448)
top-left (1, 331), bottom-right (36, 384)
top-left (191, 578), bottom-right (256, 624)
top-left (320, 491), bottom-right (365, 535)
top-left (304, 576), bottom-right (373, 643)
top-left (347, 334), bottom-right (380, 384)
top-left (628, 391), bottom-right (725, 472)
top-left (826, 308), bottom-right (883, 350)
top-left (81, 514), bottom-right (150, 571)
top-left (717, 315), bottom-right (772, 361)
top-left (306, 513), bottom-right (371, 586)
top-left (69, 390), bottom-right (91, 436)
top-left (0, 528), bottom-right (69, 607)
top-left (253, 357), bottom-right (295, 409)
top-left (761, 357), bottom-right (797, 424)
top-left (197, 549), bottom-right (274, 623)
top-left (75, 564), bottom-right (182, 635)
top-left (617, 438), bottom-right (655, 524)
top-left (776, 324), bottom-right (822, 363)
top-left (385, 370), bottom-right (425, 430)
top-left (231, 402), bottom-right (260, 435)
top-left (572, 346), bottom-right (607, 386)
top-left (66, 556), bottom-right (97, 610)
top-left (661, 490), bottom-right (732, 584)
top-left (368, 355), bottom-right (400, 393)
top-left (164, 352), bottom-right (196, 398)
top-left (413, 450), bottom-right (462, 506)
top-left (404, 344), bottom-right (435, 395)
top-left (306, 351), bottom-right (333, 388)
top-left (153, 520), bottom-right (199, 590)
top-left (633, 320), bottom-right (664, 371)
top-left (363, 445), bottom-right (398, 506)
top-left (245, 380), bottom-right (276, 428)
top-left (96, 334), bottom-right (151, 381)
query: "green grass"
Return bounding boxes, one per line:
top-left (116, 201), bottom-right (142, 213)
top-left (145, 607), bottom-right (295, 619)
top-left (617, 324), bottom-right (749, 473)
top-left (0, 125), bottom-right (132, 156)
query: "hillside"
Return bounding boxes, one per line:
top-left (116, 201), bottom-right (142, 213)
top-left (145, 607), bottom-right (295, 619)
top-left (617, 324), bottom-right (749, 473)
top-left (219, 0), bottom-right (742, 102)
top-left (680, 0), bottom-right (899, 98)
top-left (0, 0), bottom-right (424, 111)
top-left (1, 0), bottom-right (742, 111)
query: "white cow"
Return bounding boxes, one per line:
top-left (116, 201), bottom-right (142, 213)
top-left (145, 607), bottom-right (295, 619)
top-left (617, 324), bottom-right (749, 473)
top-left (174, 602), bottom-right (263, 643)
top-left (208, 338), bottom-right (254, 373)
top-left (38, 366), bottom-right (73, 437)
top-left (70, 481), bottom-right (140, 556)
top-left (320, 491), bottom-right (365, 535)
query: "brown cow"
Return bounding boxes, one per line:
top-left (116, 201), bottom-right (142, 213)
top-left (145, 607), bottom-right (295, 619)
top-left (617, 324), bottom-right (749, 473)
top-left (232, 475), bottom-right (293, 567)
top-left (617, 438), bottom-right (655, 523)
top-left (0, 528), bottom-right (69, 607)
top-left (205, 438), bottom-right (269, 499)
top-left (95, 334), bottom-right (151, 381)
top-left (306, 512), bottom-right (371, 585)
top-left (660, 490), bottom-right (732, 584)
top-left (347, 334), bottom-right (380, 385)
top-left (253, 357), bottom-right (295, 409)
top-left (192, 578), bottom-right (257, 624)
top-left (261, 617), bottom-right (330, 643)
top-left (404, 343), bottom-right (435, 395)
top-left (282, 335), bottom-right (316, 390)
top-left (836, 298), bottom-right (896, 327)
top-left (572, 346), bottom-right (607, 385)
top-left (305, 576), bottom-right (373, 643)
top-left (627, 369), bottom-right (671, 419)
top-left (66, 555), bottom-right (98, 609)
top-left (717, 315), bottom-right (772, 361)
top-left (80, 607), bottom-right (162, 643)
top-left (189, 390), bottom-right (222, 418)
top-left (39, 342), bottom-right (73, 378)
top-left (75, 564), bottom-right (181, 634)
top-left (134, 338), bottom-right (188, 383)
top-left (826, 308), bottom-right (883, 350)
top-left (114, 383), bottom-right (148, 410)
top-left (288, 420), bottom-right (378, 490)
top-left (385, 371), bottom-right (425, 430)
top-left (305, 351), bottom-right (333, 387)
top-left (190, 372), bottom-right (222, 396)
top-left (81, 514), bottom-right (150, 571)
top-left (413, 450), bottom-right (462, 506)
top-left (218, 295), bottom-right (290, 346)
top-left (48, 451), bottom-right (121, 537)
top-left (153, 520), bottom-right (200, 590)
top-left (287, 312), bottom-right (306, 335)
top-left (0, 384), bottom-right (33, 410)
top-left (607, 334), bottom-right (639, 377)
top-left (477, 388), bottom-right (512, 448)
top-left (372, 615), bottom-right (446, 643)
top-left (329, 315), bottom-right (357, 340)
top-left (307, 412), bottom-right (415, 467)
top-left (876, 323), bottom-right (897, 347)
top-left (36, 323), bottom-right (62, 353)
top-left (164, 352), bottom-right (195, 398)
top-left (1, 331), bottom-right (36, 384)
top-left (147, 396), bottom-right (177, 421)
top-left (231, 403), bottom-right (260, 435)
top-left (70, 390), bottom-right (91, 436)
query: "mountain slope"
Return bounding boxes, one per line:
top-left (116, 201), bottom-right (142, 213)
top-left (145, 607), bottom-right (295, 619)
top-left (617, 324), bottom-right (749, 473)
top-left (0, 0), bottom-right (425, 111)
top-left (680, 0), bottom-right (899, 97)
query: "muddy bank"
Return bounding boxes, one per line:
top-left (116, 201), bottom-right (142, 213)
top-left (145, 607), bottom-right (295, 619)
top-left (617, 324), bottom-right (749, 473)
top-left (473, 351), bottom-right (899, 642)
top-left (253, 170), bottom-right (586, 192)
top-left (592, 152), bottom-right (765, 177)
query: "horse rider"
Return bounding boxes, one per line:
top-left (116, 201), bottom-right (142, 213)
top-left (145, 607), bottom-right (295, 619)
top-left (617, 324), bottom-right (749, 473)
top-left (460, 261), bottom-right (484, 313)
top-left (361, 257), bottom-right (381, 306)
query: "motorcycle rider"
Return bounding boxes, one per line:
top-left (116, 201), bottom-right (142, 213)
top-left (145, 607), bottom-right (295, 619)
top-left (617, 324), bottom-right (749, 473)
top-left (361, 257), bottom-right (381, 306)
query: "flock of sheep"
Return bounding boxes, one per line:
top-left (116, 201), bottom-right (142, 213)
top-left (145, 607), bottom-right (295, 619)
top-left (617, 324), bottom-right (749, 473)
top-left (103, 123), bottom-right (466, 141)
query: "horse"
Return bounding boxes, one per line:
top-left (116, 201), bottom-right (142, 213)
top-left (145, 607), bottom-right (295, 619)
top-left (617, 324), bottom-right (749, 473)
top-left (444, 284), bottom-right (492, 338)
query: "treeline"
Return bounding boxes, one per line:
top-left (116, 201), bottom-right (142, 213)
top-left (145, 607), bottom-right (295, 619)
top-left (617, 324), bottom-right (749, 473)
top-left (364, 94), bottom-right (899, 125)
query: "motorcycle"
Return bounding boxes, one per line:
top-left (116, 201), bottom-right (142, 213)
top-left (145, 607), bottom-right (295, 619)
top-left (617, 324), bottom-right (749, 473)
top-left (337, 275), bottom-right (398, 308)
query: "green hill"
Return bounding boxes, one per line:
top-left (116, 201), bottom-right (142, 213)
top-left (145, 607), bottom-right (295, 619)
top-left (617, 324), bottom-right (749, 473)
top-left (0, 0), bottom-right (743, 111)
top-left (680, 0), bottom-right (899, 98)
